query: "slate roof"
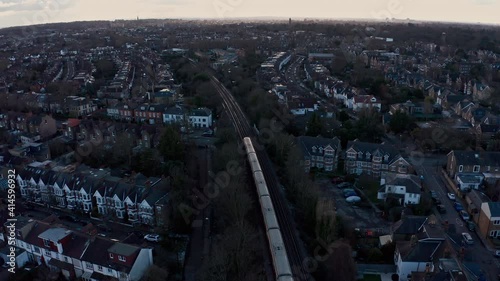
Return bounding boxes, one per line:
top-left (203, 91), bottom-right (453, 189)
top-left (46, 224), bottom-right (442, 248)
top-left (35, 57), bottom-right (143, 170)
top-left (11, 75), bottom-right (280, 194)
top-left (392, 216), bottom-right (428, 235)
top-left (108, 243), bottom-right (139, 256)
top-left (297, 136), bottom-right (341, 159)
top-left (487, 202), bottom-right (500, 217)
top-left (38, 228), bottom-right (71, 242)
top-left (397, 241), bottom-right (441, 262)
top-left (451, 150), bottom-right (500, 167)
top-left (346, 140), bottom-right (402, 164)
top-left (386, 176), bottom-right (421, 194)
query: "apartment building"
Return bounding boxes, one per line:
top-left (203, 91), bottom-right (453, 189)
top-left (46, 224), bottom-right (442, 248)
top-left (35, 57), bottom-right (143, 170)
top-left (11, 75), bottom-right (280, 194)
top-left (297, 136), bottom-right (342, 173)
top-left (345, 140), bottom-right (412, 177)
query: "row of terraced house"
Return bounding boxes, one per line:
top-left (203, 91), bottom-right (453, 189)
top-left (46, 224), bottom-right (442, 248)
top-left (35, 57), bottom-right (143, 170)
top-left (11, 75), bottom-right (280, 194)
top-left (16, 165), bottom-right (169, 226)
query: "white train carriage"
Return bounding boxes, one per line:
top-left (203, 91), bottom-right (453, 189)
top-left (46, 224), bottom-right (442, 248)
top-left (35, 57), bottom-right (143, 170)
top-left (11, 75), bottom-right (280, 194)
top-left (243, 137), bottom-right (255, 154)
top-left (247, 152), bottom-right (262, 173)
top-left (277, 277), bottom-right (294, 281)
top-left (260, 195), bottom-right (279, 230)
top-left (253, 170), bottom-right (270, 197)
top-left (268, 228), bottom-right (293, 280)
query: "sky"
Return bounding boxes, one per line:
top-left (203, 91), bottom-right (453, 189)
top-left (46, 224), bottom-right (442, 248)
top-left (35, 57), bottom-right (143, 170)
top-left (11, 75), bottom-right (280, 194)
top-left (0, 0), bottom-right (499, 28)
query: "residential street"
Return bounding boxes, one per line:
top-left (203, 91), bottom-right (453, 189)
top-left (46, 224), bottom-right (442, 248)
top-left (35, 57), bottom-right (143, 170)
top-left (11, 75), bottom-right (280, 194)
top-left (410, 156), bottom-right (499, 281)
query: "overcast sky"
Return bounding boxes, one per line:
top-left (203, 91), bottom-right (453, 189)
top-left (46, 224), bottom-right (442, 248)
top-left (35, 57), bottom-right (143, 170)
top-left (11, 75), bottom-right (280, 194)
top-left (0, 0), bottom-right (499, 28)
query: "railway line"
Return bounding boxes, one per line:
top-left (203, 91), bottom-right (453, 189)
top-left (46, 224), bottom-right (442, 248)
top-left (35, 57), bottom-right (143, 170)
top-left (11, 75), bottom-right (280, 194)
top-left (209, 75), bottom-right (311, 281)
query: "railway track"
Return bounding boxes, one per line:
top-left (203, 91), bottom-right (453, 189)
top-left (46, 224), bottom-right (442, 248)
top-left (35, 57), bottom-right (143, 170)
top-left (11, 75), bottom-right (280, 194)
top-left (209, 76), bottom-right (311, 281)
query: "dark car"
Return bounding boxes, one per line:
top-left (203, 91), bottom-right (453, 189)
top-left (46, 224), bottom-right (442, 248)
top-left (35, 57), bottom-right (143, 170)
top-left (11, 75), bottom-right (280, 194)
top-left (344, 191), bottom-right (357, 198)
top-left (436, 204), bottom-right (446, 214)
top-left (331, 177), bottom-right (345, 184)
top-left (454, 202), bottom-right (464, 212)
top-left (466, 221), bottom-right (476, 231)
top-left (430, 191), bottom-right (439, 202)
top-left (434, 198), bottom-right (442, 205)
top-left (59, 215), bottom-right (80, 223)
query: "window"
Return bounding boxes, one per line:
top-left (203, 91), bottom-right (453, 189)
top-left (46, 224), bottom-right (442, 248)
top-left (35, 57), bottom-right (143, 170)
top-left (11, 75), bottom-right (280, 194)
top-left (44, 249), bottom-right (51, 256)
top-left (493, 220), bottom-right (500, 225)
top-left (358, 152), bottom-right (363, 158)
top-left (98, 265), bottom-right (103, 271)
top-left (473, 165), bottom-right (480, 172)
top-left (86, 262), bottom-right (92, 270)
top-left (491, 230), bottom-right (498, 237)
top-left (109, 253), bottom-right (114, 259)
top-left (459, 165), bottom-right (463, 172)
top-left (366, 153), bottom-right (371, 160)
top-left (108, 268), bottom-right (113, 273)
top-left (118, 255), bottom-right (126, 262)
top-left (43, 239), bottom-right (50, 247)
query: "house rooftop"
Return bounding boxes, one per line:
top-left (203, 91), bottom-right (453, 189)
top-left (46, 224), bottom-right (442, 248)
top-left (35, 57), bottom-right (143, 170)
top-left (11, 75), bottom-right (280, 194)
top-left (38, 227), bottom-right (71, 242)
top-left (108, 242), bottom-right (139, 256)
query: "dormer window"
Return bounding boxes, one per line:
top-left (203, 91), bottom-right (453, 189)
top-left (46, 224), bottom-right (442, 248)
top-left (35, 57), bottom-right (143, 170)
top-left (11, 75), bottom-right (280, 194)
top-left (366, 152), bottom-right (371, 160)
top-left (109, 253), bottom-right (114, 259)
top-left (384, 155), bottom-right (389, 161)
top-left (118, 255), bottom-right (126, 262)
top-left (43, 239), bottom-right (50, 247)
top-left (319, 147), bottom-right (323, 154)
top-left (358, 151), bottom-right (363, 158)
top-left (312, 146), bottom-right (317, 153)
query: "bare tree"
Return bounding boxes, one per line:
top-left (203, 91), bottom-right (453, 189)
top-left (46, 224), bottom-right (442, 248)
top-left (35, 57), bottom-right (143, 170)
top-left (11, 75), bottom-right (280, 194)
top-left (325, 240), bottom-right (357, 281)
top-left (142, 265), bottom-right (169, 281)
top-left (215, 176), bottom-right (253, 226)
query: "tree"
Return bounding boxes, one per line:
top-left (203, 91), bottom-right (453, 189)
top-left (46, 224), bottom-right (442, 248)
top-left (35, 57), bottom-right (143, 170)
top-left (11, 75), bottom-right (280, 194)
top-left (142, 265), bottom-right (169, 281)
top-left (216, 177), bottom-right (253, 226)
top-left (306, 112), bottom-right (323, 137)
top-left (389, 110), bottom-right (412, 133)
top-left (324, 240), bottom-right (357, 281)
top-left (338, 110), bottom-right (350, 123)
top-left (158, 125), bottom-right (185, 163)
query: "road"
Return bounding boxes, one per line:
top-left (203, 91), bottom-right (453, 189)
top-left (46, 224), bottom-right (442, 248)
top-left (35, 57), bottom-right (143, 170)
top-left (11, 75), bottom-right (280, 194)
top-left (410, 156), bottom-right (499, 281)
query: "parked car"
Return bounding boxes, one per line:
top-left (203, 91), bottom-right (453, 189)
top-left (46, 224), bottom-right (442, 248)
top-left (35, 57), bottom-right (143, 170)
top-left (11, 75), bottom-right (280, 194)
top-left (342, 188), bottom-right (355, 195)
top-left (430, 191), bottom-right (439, 202)
top-left (346, 196), bottom-right (361, 203)
top-left (462, 232), bottom-right (474, 245)
top-left (144, 234), bottom-right (161, 242)
top-left (59, 215), bottom-right (80, 223)
top-left (494, 250), bottom-right (500, 257)
top-left (434, 198), bottom-right (442, 205)
top-left (337, 182), bottom-right (352, 189)
top-left (331, 177), bottom-right (345, 184)
top-left (436, 204), bottom-right (446, 214)
top-left (466, 221), bottom-right (476, 231)
top-left (454, 202), bottom-right (464, 211)
top-left (344, 191), bottom-right (357, 198)
top-left (97, 224), bottom-right (111, 232)
top-left (447, 193), bottom-right (456, 200)
top-left (460, 210), bottom-right (470, 221)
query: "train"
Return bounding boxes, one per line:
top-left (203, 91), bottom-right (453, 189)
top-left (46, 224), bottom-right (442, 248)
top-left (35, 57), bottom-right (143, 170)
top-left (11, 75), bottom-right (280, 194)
top-left (243, 137), bottom-right (294, 281)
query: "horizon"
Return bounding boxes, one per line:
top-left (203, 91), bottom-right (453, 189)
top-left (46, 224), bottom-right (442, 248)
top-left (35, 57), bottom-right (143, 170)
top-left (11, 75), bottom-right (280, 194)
top-left (1, 0), bottom-right (500, 29)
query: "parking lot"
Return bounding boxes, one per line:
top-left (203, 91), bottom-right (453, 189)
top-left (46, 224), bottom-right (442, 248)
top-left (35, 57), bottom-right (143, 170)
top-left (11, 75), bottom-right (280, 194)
top-left (316, 178), bottom-right (391, 230)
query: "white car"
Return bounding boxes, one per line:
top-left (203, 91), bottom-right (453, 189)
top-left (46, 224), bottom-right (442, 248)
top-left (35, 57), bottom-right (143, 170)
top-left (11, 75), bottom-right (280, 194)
top-left (447, 193), bottom-right (456, 200)
top-left (462, 232), bottom-right (474, 245)
top-left (144, 234), bottom-right (161, 242)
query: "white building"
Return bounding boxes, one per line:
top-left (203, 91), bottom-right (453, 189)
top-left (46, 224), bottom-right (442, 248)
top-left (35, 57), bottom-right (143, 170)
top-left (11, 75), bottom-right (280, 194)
top-left (189, 108), bottom-right (213, 128)
top-left (378, 174), bottom-right (422, 206)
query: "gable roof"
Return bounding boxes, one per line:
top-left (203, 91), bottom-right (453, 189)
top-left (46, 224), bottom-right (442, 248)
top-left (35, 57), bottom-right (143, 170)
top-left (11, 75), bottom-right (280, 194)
top-left (397, 241), bottom-right (441, 262)
top-left (451, 150), bottom-right (500, 167)
top-left (297, 136), bottom-right (341, 158)
top-left (393, 216), bottom-right (428, 235)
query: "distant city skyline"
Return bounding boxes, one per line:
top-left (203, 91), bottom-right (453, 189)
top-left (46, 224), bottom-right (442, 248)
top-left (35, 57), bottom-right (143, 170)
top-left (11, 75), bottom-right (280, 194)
top-left (0, 0), bottom-right (499, 28)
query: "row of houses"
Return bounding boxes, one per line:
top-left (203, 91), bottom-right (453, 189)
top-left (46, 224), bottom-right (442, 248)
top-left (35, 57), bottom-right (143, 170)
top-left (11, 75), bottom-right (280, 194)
top-left (5, 216), bottom-right (153, 281)
top-left (16, 165), bottom-right (169, 226)
top-left (107, 103), bottom-right (213, 128)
